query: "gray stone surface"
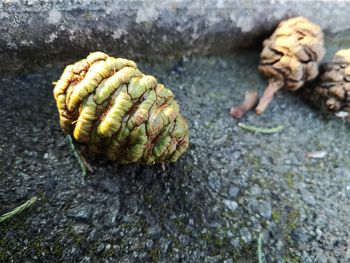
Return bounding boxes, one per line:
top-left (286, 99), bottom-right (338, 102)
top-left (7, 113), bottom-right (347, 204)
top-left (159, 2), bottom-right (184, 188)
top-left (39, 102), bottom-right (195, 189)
top-left (2, 0), bottom-right (350, 71)
top-left (1, 42), bottom-right (350, 261)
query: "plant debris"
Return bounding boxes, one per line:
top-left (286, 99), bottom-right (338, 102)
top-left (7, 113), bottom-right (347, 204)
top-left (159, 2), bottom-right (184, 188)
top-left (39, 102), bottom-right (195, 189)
top-left (306, 151), bottom-right (327, 159)
top-left (230, 90), bottom-right (259, 119)
top-left (66, 135), bottom-right (89, 176)
top-left (53, 51), bottom-right (189, 165)
top-left (238, 123), bottom-right (284, 134)
top-left (0, 196), bottom-right (38, 224)
top-left (256, 16), bottom-right (325, 114)
top-left (257, 233), bottom-right (265, 263)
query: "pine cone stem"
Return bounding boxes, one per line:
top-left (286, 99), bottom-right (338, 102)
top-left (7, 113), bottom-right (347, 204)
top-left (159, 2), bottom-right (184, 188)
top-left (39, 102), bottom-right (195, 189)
top-left (230, 90), bottom-right (258, 119)
top-left (256, 80), bottom-right (283, 115)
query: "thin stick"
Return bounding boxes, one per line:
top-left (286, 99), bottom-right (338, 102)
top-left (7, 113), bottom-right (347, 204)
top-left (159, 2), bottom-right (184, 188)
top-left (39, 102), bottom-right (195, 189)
top-left (256, 80), bottom-right (283, 115)
top-left (230, 90), bottom-right (259, 119)
top-left (306, 151), bottom-right (327, 159)
top-left (238, 123), bottom-right (284, 134)
top-left (0, 196), bottom-right (38, 224)
top-left (81, 155), bottom-right (94, 173)
top-left (66, 135), bottom-right (87, 176)
top-left (257, 233), bottom-right (265, 263)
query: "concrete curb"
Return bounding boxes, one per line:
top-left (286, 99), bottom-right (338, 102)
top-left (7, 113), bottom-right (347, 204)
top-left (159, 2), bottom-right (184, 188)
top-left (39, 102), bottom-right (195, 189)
top-left (1, 0), bottom-right (350, 71)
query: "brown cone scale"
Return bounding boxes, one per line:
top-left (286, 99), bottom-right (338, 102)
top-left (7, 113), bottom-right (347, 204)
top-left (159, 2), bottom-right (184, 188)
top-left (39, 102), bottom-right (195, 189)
top-left (256, 17), bottom-right (325, 114)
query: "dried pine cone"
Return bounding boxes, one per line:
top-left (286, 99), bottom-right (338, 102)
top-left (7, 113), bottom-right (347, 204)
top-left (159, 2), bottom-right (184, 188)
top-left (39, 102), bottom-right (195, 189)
top-left (256, 16), bottom-right (325, 114)
top-left (53, 51), bottom-right (189, 164)
top-left (303, 49), bottom-right (350, 120)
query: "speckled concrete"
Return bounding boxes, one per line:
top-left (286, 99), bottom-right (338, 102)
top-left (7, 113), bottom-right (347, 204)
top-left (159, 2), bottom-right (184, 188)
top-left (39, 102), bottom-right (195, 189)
top-left (2, 0), bottom-right (350, 71)
top-left (2, 2), bottom-right (350, 260)
top-left (1, 42), bottom-right (350, 261)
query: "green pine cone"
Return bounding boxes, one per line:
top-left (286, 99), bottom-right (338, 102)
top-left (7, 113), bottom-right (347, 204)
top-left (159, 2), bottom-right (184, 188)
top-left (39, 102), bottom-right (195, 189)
top-left (53, 51), bottom-right (189, 164)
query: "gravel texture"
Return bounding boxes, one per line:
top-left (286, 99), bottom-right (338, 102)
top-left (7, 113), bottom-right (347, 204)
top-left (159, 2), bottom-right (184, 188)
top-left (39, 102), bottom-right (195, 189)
top-left (1, 47), bottom-right (350, 262)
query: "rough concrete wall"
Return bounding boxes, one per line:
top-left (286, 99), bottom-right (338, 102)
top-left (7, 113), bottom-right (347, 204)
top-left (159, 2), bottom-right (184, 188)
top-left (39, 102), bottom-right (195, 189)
top-left (1, 0), bottom-right (350, 71)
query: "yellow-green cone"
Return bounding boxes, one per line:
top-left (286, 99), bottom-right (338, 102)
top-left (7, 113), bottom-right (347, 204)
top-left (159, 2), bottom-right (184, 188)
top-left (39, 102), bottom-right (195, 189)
top-left (53, 51), bottom-right (189, 164)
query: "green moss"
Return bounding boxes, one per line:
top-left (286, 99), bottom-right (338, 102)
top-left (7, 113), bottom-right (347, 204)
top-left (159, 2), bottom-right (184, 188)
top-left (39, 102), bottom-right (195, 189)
top-left (234, 241), bottom-right (257, 262)
top-left (83, 10), bottom-right (92, 20)
top-left (200, 229), bottom-right (257, 261)
top-left (272, 209), bottom-right (281, 224)
top-left (203, 121), bottom-right (213, 129)
top-left (168, 234), bottom-right (181, 250)
top-left (280, 207), bottom-right (301, 260)
top-left (284, 173), bottom-right (295, 188)
top-left (208, 91), bottom-right (225, 99)
top-left (286, 209), bottom-right (300, 232)
top-left (102, 248), bottom-right (115, 258)
top-left (260, 219), bottom-right (268, 228)
top-left (283, 254), bottom-right (301, 263)
top-left (52, 240), bottom-right (64, 259)
top-left (0, 213), bottom-right (31, 261)
top-left (172, 218), bottom-right (191, 235)
top-left (68, 230), bottom-right (83, 245)
top-left (150, 245), bottom-right (160, 263)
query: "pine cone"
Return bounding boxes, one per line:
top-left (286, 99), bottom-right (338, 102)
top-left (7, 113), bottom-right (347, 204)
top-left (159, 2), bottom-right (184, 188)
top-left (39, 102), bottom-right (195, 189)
top-left (256, 16), bottom-right (325, 114)
top-left (303, 49), bottom-right (350, 120)
top-left (53, 52), bottom-right (189, 164)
